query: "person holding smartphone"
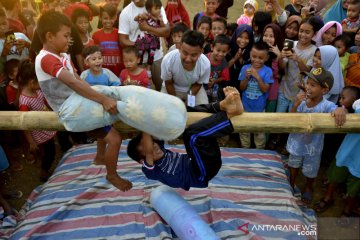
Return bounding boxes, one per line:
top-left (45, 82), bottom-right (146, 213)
top-left (0, 9), bottom-right (31, 61)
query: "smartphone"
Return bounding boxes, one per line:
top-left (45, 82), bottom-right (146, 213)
top-left (5, 31), bottom-right (16, 44)
top-left (284, 39), bottom-right (294, 51)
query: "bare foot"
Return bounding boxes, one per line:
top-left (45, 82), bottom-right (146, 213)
top-left (223, 86), bottom-right (234, 97)
top-left (220, 88), bottom-right (243, 118)
top-left (106, 175), bottom-right (133, 191)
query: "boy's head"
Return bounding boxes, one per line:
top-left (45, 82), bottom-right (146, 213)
top-left (197, 16), bottom-right (212, 39)
top-left (226, 22), bottom-right (238, 38)
top-left (82, 46), bottom-right (103, 71)
top-left (204, 0), bottom-right (219, 14)
top-left (250, 42), bottom-right (269, 69)
top-left (180, 30), bottom-right (204, 70)
top-left (211, 17), bottom-right (227, 38)
top-left (127, 134), bottom-right (164, 163)
top-left (303, 67), bottom-right (334, 95)
top-left (340, 86), bottom-right (360, 110)
top-left (171, 22), bottom-right (188, 49)
top-left (4, 59), bottom-right (20, 81)
top-left (145, 0), bottom-right (162, 18)
top-left (244, 0), bottom-right (258, 17)
top-left (252, 11), bottom-right (272, 34)
top-left (71, 8), bottom-right (90, 35)
top-left (122, 46), bottom-right (140, 71)
top-left (127, 134), bottom-right (143, 163)
top-left (0, 8), bottom-right (9, 37)
top-left (211, 34), bottom-right (231, 62)
top-left (334, 34), bottom-right (352, 57)
top-left (100, 3), bottom-right (117, 29)
top-left (347, 0), bottom-right (360, 20)
top-left (36, 10), bottom-right (72, 52)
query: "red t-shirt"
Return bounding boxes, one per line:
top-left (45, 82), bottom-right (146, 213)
top-left (119, 69), bottom-right (150, 88)
top-left (92, 29), bottom-right (124, 76)
top-left (5, 82), bottom-right (17, 105)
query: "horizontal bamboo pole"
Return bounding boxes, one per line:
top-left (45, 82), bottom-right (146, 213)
top-left (0, 111), bottom-right (360, 133)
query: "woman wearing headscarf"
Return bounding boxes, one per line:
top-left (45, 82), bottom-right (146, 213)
top-left (227, 24), bottom-right (254, 88)
top-left (313, 21), bottom-right (343, 47)
top-left (323, 0), bottom-right (348, 23)
top-left (316, 45), bottom-right (345, 102)
top-left (165, 0), bottom-right (191, 28)
top-left (282, 15), bottom-right (302, 40)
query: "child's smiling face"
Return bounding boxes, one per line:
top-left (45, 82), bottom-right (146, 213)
top-left (236, 31), bottom-right (250, 49)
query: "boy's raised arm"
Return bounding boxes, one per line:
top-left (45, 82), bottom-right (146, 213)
top-left (57, 69), bottom-right (118, 114)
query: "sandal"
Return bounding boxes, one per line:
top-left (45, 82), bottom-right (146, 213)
top-left (314, 198), bottom-right (334, 213)
top-left (301, 191), bottom-right (313, 205)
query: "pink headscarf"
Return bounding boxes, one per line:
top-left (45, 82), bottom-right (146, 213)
top-left (313, 21), bottom-right (342, 46)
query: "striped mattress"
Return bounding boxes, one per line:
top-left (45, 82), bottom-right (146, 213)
top-left (4, 142), bottom-right (316, 239)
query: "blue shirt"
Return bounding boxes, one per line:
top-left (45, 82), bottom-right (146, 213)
top-left (80, 68), bottom-right (120, 86)
top-left (336, 109), bottom-right (360, 178)
top-left (238, 64), bottom-right (273, 112)
top-left (287, 98), bottom-right (337, 156)
top-left (142, 145), bottom-right (207, 191)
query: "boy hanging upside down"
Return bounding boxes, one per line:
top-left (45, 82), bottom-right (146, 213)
top-left (127, 87), bottom-right (243, 190)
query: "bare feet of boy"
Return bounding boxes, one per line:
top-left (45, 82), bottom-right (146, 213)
top-left (221, 87), bottom-right (244, 118)
top-left (106, 174), bottom-right (133, 191)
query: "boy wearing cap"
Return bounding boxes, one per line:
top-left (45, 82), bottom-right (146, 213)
top-left (286, 67), bottom-right (347, 205)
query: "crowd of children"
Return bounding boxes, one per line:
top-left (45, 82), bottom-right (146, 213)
top-left (0, 0), bottom-right (360, 226)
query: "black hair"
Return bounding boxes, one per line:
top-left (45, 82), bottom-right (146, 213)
top-left (123, 46), bottom-right (140, 57)
top-left (212, 17), bottom-right (227, 29)
top-left (349, 0), bottom-right (360, 5)
top-left (181, 30), bottom-right (205, 48)
top-left (252, 11), bottom-right (272, 34)
top-left (37, 10), bottom-right (72, 43)
top-left (226, 22), bottom-right (238, 36)
top-left (4, 59), bottom-right (20, 76)
top-left (0, 0), bottom-right (20, 11)
top-left (301, 16), bottom-right (324, 34)
top-left (197, 16), bottom-right (212, 29)
top-left (127, 133), bottom-right (144, 163)
top-left (171, 22), bottom-right (189, 35)
top-left (145, 0), bottom-right (162, 12)
top-left (82, 45), bottom-right (102, 58)
top-left (213, 34), bottom-right (231, 47)
top-left (252, 41), bottom-right (270, 52)
top-left (16, 59), bottom-right (37, 89)
top-left (100, 3), bottom-right (117, 18)
top-left (71, 8), bottom-right (89, 24)
top-left (334, 34), bottom-right (353, 49)
top-left (343, 86), bottom-right (360, 99)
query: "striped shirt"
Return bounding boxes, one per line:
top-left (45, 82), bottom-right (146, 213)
top-left (19, 90), bottom-right (56, 144)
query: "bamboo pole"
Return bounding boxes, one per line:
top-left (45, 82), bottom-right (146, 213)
top-left (0, 111), bottom-right (360, 133)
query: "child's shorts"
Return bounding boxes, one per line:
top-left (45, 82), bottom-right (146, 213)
top-left (85, 125), bottom-right (112, 140)
top-left (326, 159), bottom-right (360, 197)
top-left (288, 154), bottom-right (321, 178)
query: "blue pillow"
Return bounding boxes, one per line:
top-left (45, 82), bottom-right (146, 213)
top-left (58, 85), bottom-right (187, 140)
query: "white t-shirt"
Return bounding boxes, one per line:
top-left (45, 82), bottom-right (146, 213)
top-left (161, 49), bottom-right (210, 93)
top-left (118, 2), bottom-right (168, 61)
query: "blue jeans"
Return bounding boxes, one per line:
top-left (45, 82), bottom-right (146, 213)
top-left (276, 92), bottom-right (294, 113)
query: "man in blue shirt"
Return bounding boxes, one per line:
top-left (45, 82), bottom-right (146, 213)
top-left (127, 87), bottom-right (243, 190)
